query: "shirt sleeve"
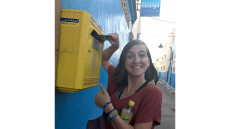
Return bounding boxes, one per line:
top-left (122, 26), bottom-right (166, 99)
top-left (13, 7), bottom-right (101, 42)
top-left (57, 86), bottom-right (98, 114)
top-left (107, 65), bottom-right (116, 96)
top-left (135, 85), bottom-right (162, 126)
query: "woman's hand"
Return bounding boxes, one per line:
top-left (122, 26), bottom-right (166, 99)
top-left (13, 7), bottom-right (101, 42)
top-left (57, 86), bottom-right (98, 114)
top-left (95, 84), bottom-right (111, 108)
top-left (108, 33), bottom-right (120, 49)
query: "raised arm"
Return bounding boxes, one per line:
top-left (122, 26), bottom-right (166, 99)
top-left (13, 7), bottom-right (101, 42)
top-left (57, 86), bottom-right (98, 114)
top-left (102, 33), bottom-right (120, 73)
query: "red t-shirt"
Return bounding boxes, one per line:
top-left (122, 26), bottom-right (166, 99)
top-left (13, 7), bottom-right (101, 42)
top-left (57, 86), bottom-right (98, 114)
top-left (106, 65), bottom-right (162, 129)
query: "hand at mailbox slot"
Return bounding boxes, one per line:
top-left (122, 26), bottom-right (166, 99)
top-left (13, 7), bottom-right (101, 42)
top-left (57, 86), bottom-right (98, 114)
top-left (108, 33), bottom-right (120, 49)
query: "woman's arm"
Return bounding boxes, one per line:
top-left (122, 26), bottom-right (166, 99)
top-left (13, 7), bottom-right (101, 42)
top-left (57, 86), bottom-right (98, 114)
top-left (104, 103), bottom-right (153, 129)
top-left (95, 84), bottom-right (153, 129)
top-left (101, 33), bottom-right (119, 73)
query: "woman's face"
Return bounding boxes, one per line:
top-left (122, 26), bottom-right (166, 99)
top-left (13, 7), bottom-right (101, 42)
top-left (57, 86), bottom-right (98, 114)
top-left (125, 44), bottom-right (150, 77)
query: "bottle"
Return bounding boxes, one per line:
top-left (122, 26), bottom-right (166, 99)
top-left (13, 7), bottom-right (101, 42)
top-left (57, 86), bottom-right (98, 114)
top-left (120, 100), bottom-right (135, 123)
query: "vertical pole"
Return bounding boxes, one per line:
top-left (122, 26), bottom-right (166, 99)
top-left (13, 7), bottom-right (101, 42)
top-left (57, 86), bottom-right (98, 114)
top-left (55, 0), bottom-right (61, 85)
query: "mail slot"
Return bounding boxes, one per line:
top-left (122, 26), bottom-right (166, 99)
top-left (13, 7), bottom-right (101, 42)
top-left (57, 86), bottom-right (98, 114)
top-left (56, 9), bottom-right (108, 92)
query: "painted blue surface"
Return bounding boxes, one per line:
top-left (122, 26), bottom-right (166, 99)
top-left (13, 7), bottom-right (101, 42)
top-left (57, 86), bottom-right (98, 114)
top-left (170, 74), bottom-right (175, 89)
top-left (167, 66), bottom-right (175, 89)
top-left (158, 72), bottom-right (161, 78)
top-left (160, 72), bottom-right (167, 82)
top-left (167, 67), bottom-right (172, 85)
top-left (56, 0), bottom-right (133, 129)
top-left (127, 0), bottom-right (137, 24)
top-left (158, 71), bottom-right (175, 89)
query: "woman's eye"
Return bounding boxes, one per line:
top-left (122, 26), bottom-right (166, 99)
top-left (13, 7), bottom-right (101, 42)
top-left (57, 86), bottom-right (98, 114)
top-left (127, 55), bottom-right (134, 58)
top-left (139, 54), bottom-right (146, 57)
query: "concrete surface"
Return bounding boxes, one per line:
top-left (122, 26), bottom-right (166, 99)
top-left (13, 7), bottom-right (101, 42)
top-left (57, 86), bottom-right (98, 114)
top-left (155, 80), bottom-right (175, 129)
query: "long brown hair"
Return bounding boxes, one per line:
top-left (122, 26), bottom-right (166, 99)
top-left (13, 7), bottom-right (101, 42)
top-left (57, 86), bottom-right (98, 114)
top-left (114, 40), bottom-right (158, 87)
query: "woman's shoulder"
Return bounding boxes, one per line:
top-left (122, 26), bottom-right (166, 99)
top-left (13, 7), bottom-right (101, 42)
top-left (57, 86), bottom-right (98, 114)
top-left (146, 83), bottom-right (161, 90)
top-left (107, 65), bottom-right (117, 96)
top-left (108, 64), bottom-right (116, 75)
top-left (142, 83), bottom-right (162, 97)
top-left (108, 64), bottom-right (115, 69)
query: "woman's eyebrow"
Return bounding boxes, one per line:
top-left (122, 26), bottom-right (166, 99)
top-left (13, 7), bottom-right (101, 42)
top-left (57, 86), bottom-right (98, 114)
top-left (127, 50), bottom-right (146, 54)
top-left (127, 51), bottom-right (134, 53)
top-left (138, 50), bottom-right (147, 53)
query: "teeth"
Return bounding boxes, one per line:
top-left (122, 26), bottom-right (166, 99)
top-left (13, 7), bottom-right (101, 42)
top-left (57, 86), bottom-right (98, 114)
top-left (132, 66), bottom-right (142, 69)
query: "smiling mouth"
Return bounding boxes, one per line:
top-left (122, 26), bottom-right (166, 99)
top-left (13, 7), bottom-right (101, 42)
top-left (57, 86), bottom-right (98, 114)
top-left (132, 66), bottom-right (143, 69)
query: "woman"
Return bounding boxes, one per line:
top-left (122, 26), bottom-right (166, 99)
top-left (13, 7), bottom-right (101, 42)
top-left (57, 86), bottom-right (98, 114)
top-left (95, 33), bottom-right (162, 129)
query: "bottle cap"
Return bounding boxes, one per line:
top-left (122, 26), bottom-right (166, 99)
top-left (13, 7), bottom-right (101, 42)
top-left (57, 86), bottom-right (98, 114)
top-left (129, 100), bottom-right (135, 107)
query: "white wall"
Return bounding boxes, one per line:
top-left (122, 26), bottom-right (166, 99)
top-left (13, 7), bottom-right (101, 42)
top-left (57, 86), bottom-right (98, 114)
top-left (131, 0), bottom-right (141, 40)
top-left (171, 35), bottom-right (176, 74)
top-left (154, 56), bottom-right (162, 73)
top-left (132, 11), bottom-right (140, 40)
top-left (171, 63), bottom-right (175, 74)
top-left (172, 37), bottom-right (176, 62)
top-left (160, 37), bottom-right (171, 72)
top-left (159, 28), bottom-right (175, 72)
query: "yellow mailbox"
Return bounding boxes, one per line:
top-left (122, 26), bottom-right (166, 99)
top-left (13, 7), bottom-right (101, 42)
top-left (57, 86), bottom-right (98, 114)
top-left (56, 9), bottom-right (108, 92)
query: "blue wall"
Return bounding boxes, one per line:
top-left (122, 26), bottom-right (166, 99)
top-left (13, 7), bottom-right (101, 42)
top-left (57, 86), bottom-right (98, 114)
top-left (167, 67), bottom-right (172, 86)
top-left (127, 0), bottom-right (137, 24)
top-left (55, 0), bottom-right (133, 129)
top-left (160, 72), bottom-right (167, 82)
top-left (158, 71), bottom-right (175, 89)
top-left (167, 67), bottom-right (175, 89)
top-left (170, 74), bottom-right (175, 89)
top-left (158, 72), bottom-right (161, 78)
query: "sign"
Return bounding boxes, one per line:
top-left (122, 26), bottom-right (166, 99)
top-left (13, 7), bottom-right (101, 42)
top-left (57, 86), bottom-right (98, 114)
top-left (60, 18), bottom-right (79, 26)
top-left (140, 0), bottom-right (161, 17)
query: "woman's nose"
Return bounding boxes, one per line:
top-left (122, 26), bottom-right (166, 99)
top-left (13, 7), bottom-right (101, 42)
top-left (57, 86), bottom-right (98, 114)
top-left (133, 56), bottom-right (140, 63)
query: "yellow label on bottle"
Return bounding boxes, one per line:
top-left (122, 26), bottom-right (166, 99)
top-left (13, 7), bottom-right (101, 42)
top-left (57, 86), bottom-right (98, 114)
top-left (120, 112), bottom-right (132, 123)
